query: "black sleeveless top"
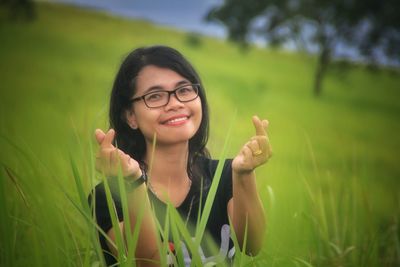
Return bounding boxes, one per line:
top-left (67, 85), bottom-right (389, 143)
top-left (88, 157), bottom-right (234, 266)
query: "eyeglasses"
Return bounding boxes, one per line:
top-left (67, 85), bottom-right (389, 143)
top-left (130, 83), bottom-right (200, 108)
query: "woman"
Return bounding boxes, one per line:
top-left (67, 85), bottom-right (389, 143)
top-left (90, 45), bottom-right (272, 266)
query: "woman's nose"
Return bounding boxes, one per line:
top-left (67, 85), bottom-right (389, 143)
top-left (165, 93), bottom-right (184, 110)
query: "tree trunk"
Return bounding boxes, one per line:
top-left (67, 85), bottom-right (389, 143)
top-left (313, 45), bottom-right (330, 97)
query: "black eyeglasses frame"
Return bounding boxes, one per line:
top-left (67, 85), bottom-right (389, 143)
top-left (130, 83), bottom-right (200, 108)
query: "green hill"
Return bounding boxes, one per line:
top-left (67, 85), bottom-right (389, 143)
top-left (1, 2), bottom-right (399, 266)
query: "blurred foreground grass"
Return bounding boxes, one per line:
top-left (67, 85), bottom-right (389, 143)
top-left (1, 2), bottom-right (399, 266)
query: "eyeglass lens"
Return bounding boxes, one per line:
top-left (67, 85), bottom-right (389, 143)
top-left (143, 84), bottom-right (198, 108)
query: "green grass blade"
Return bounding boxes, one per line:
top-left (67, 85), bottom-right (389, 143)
top-left (0, 168), bottom-right (13, 267)
top-left (69, 156), bottom-right (106, 265)
top-left (168, 203), bottom-right (203, 266)
top-left (70, 156), bottom-right (91, 215)
top-left (194, 110), bottom-right (236, 246)
top-left (228, 216), bottom-right (241, 266)
top-left (114, 160), bottom-right (136, 265)
top-left (293, 257), bottom-right (315, 267)
top-left (102, 175), bottom-right (127, 265)
top-left (169, 202), bottom-right (186, 266)
top-left (62, 187), bottom-right (117, 249)
top-left (238, 216), bottom-right (249, 267)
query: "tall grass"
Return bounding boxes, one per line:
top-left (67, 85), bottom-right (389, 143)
top-left (298, 137), bottom-right (384, 266)
top-left (1, 2), bottom-right (400, 267)
top-left (3, 123), bottom-right (398, 266)
top-left (66, 111), bottom-right (256, 266)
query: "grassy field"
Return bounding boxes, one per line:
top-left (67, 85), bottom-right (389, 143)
top-left (1, 2), bottom-right (400, 266)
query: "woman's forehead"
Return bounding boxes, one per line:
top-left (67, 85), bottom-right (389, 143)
top-left (135, 65), bottom-right (190, 94)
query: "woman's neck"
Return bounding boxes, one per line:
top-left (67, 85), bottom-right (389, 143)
top-left (144, 141), bottom-right (190, 186)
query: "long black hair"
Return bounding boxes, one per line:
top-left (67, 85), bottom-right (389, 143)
top-left (109, 45), bottom-right (210, 183)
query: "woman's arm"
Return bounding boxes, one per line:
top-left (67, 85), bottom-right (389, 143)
top-left (228, 116), bottom-right (272, 255)
top-left (106, 183), bottom-right (160, 266)
top-left (95, 129), bottom-right (160, 266)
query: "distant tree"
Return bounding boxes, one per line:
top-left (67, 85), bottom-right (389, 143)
top-left (185, 32), bottom-right (203, 48)
top-left (206, 0), bottom-right (400, 96)
top-left (1, 0), bottom-right (36, 21)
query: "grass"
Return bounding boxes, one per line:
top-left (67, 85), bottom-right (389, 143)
top-left (1, 2), bottom-right (400, 266)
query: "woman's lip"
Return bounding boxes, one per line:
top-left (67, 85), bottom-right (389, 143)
top-left (161, 115), bottom-right (189, 125)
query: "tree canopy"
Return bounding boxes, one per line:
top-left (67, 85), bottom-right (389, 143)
top-left (206, 0), bottom-right (400, 96)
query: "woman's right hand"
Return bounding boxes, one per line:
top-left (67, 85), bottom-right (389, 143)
top-left (95, 129), bottom-right (141, 179)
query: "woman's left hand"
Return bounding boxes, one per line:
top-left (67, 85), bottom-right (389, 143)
top-left (232, 115), bottom-right (272, 174)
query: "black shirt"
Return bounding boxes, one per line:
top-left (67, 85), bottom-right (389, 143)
top-left (88, 157), bottom-right (234, 266)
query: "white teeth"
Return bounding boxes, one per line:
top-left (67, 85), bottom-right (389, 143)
top-left (166, 117), bottom-right (187, 124)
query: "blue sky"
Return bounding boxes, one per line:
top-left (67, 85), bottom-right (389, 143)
top-left (42, 0), bottom-right (397, 66)
top-left (47, 0), bottom-right (226, 37)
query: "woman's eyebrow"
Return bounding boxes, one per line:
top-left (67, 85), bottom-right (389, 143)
top-left (143, 85), bottom-right (164, 94)
top-left (143, 80), bottom-right (191, 94)
top-left (174, 80), bottom-right (191, 87)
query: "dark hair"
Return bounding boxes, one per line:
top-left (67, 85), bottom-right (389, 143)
top-left (109, 45), bottom-right (210, 184)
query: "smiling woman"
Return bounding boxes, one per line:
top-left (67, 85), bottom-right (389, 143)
top-left (88, 45), bottom-right (272, 266)
top-left (125, 65), bottom-right (203, 146)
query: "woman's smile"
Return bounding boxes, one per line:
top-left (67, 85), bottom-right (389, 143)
top-left (161, 114), bottom-right (190, 125)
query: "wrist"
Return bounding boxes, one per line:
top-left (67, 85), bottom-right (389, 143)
top-left (233, 168), bottom-right (255, 177)
top-left (124, 171), bottom-right (147, 192)
top-left (124, 170), bottom-right (143, 181)
top-left (233, 169), bottom-right (256, 187)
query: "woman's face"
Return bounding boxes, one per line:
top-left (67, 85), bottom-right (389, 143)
top-left (126, 65), bottom-right (202, 146)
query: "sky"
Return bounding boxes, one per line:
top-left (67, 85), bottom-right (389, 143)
top-left (40, 0), bottom-right (398, 66)
top-left (47, 0), bottom-right (226, 38)
top-left (43, 0), bottom-right (355, 57)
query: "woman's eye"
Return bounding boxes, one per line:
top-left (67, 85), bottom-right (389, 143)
top-left (178, 86), bottom-right (193, 95)
top-left (146, 93), bottom-right (163, 102)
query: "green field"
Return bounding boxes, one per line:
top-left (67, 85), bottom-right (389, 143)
top-left (1, 2), bottom-right (399, 266)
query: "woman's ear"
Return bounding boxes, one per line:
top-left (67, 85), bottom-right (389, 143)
top-left (125, 109), bottom-right (138, 129)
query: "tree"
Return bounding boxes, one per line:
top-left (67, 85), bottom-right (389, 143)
top-left (1, 0), bottom-right (37, 21)
top-left (206, 0), bottom-right (400, 96)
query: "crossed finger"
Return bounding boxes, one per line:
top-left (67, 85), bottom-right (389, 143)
top-left (101, 129), bottom-right (116, 149)
top-left (252, 116), bottom-right (268, 136)
top-left (251, 116), bottom-right (270, 156)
